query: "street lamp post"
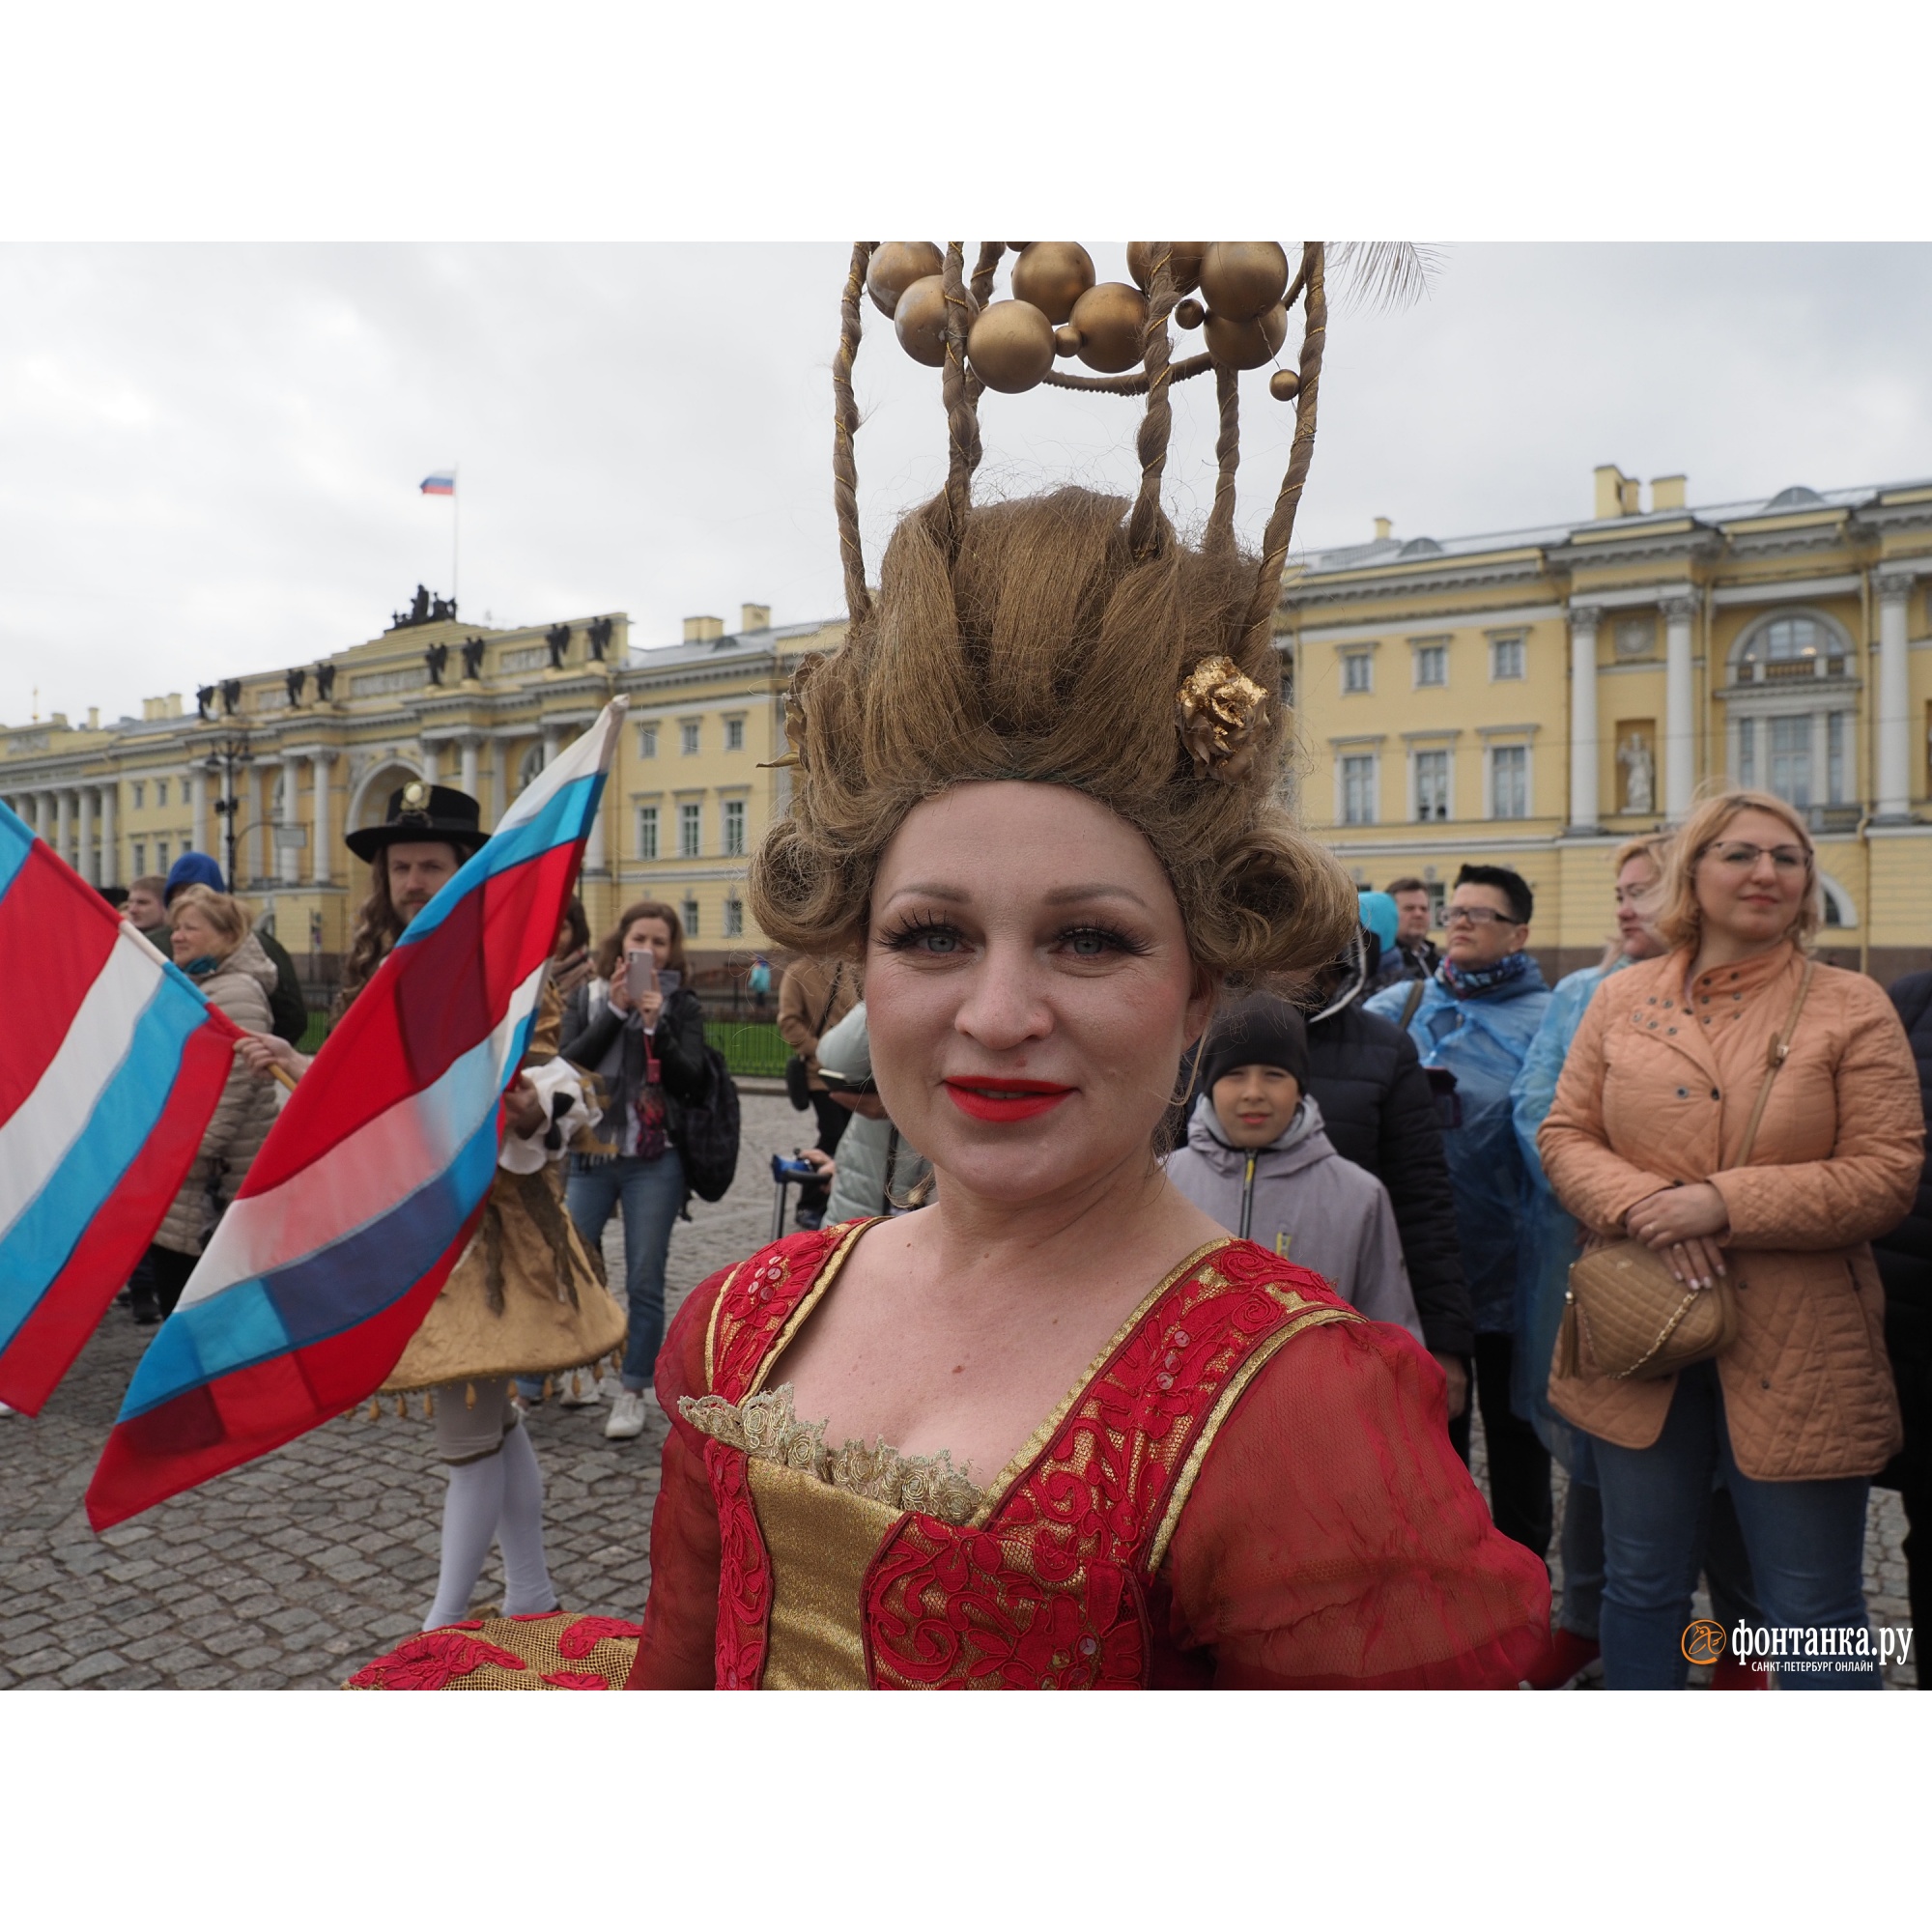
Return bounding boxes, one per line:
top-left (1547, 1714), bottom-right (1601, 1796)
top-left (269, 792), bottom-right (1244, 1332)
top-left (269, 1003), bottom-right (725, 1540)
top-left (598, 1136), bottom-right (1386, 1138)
top-left (203, 734), bottom-right (255, 889)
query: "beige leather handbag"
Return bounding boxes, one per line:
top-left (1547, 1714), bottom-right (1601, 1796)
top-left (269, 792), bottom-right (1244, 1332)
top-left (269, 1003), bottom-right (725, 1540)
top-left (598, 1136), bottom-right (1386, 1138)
top-left (1557, 958), bottom-right (1814, 1383)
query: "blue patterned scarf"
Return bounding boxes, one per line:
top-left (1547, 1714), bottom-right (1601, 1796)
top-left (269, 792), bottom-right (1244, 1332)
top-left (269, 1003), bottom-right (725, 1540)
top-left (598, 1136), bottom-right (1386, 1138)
top-left (1438, 950), bottom-right (1533, 999)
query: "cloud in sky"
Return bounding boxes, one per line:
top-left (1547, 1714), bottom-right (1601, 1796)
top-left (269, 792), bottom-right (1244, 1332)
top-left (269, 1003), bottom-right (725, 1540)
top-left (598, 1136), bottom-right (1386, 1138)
top-left (2, 242), bottom-right (1928, 728)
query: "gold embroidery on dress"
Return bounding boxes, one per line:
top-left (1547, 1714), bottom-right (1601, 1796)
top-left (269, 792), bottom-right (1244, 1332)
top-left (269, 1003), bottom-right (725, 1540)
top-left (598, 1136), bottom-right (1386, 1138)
top-left (680, 1383), bottom-right (984, 1527)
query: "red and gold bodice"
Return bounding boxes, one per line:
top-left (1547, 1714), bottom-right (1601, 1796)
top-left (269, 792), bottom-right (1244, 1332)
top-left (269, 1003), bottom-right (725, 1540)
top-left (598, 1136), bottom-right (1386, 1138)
top-left (627, 1223), bottom-right (1549, 1691)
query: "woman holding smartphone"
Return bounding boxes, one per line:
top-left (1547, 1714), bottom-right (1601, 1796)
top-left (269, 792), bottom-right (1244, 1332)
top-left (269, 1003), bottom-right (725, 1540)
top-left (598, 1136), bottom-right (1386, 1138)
top-left (559, 900), bottom-right (711, 1440)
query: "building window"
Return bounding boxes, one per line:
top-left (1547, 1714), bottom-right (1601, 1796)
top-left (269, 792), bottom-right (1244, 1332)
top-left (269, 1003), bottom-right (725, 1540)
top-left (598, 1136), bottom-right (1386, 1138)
top-left (1490, 745), bottom-right (1529, 820)
top-left (1340, 753), bottom-right (1378, 826)
top-left (1491, 636), bottom-right (1525, 681)
top-left (1342, 652), bottom-right (1373, 696)
top-left (1768, 716), bottom-right (1811, 808)
top-left (156, 839), bottom-right (170, 869)
top-left (637, 805), bottom-right (659, 860)
top-left (131, 840), bottom-right (146, 874)
top-left (1827, 711), bottom-right (1846, 805)
top-left (1738, 613), bottom-right (1846, 683)
top-left (131, 781), bottom-right (146, 809)
top-left (1413, 642), bottom-right (1447, 689)
top-left (680, 721), bottom-right (700, 755)
top-left (679, 801), bottom-right (702, 858)
top-left (682, 896), bottom-right (699, 938)
top-left (724, 895), bottom-right (744, 938)
top-left (1737, 717), bottom-right (1756, 789)
top-left (724, 717), bottom-right (745, 753)
top-left (723, 798), bottom-right (746, 857)
top-left (1413, 750), bottom-right (1450, 822)
top-left (639, 724), bottom-right (658, 758)
top-left (156, 779), bottom-right (168, 807)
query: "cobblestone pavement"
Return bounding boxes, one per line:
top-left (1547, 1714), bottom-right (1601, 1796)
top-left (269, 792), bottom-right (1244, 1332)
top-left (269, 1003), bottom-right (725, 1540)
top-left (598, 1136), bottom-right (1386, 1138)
top-left (2, 1093), bottom-right (1917, 1688)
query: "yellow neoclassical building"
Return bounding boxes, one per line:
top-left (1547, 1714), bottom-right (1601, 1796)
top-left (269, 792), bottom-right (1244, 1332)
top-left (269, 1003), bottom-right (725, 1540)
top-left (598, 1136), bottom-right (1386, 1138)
top-left (0, 600), bottom-right (842, 987)
top-left (9, 462), bottom-right (1931, 991)
top-left (1281, 466), bottom-right (1932, 981)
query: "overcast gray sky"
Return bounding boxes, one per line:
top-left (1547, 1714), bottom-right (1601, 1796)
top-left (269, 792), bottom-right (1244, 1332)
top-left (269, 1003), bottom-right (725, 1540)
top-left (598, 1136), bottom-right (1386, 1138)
top-left (4, 242), bottom-right (1929, 729)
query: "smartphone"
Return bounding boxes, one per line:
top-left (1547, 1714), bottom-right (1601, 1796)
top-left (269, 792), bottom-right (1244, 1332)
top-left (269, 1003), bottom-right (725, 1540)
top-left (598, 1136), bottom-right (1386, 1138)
top-left (625, 951), bottom-right (658, 996)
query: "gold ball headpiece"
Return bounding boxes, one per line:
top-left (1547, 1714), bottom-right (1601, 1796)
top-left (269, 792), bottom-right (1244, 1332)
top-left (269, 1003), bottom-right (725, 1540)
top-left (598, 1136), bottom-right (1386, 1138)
top-left (828, 240), bottom-right (1328, 778)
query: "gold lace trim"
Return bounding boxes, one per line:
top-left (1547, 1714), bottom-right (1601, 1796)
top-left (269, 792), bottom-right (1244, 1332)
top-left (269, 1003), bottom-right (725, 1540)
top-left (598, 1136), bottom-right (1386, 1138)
top-left (679, 1383), bottom-right (983, 1527)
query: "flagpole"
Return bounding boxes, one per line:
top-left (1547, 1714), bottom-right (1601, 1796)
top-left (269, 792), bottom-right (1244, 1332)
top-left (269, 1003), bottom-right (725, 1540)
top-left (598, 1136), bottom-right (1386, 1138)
top-left (452, 465), bottom-right (460, 611)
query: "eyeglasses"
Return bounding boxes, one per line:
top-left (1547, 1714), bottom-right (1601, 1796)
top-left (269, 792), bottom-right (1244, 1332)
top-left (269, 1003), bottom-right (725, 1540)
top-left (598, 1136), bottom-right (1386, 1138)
top-left (1705, 842), bottom-right (1809, 872)
top-left (1443, 904), bottom-right (1518, 927)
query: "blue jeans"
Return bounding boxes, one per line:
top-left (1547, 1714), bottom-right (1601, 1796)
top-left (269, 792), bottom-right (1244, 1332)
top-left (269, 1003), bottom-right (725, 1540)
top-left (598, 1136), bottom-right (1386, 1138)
top-left (1590, 1362), bottom-right (1878, 1689)
top-left (565, 1153), bottom-right (684, 1392)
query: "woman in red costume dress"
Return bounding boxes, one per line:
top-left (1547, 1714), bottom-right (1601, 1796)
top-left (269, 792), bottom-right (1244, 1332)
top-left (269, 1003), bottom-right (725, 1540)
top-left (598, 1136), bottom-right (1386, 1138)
top-left (621, 242), bottom-right (1548, 1690)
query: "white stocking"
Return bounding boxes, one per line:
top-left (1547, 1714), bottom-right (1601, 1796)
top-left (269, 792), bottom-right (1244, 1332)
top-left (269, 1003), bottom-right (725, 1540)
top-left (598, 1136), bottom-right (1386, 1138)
top-left (425, 1451), bottom-right (507, 1629)
top-left (497, 1420), bottom-right (559, 1617)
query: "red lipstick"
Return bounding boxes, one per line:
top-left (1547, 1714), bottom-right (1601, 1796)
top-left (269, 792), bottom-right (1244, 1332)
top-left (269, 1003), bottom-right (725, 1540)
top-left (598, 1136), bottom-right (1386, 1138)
top-left (944, 1077), bottom-right (1074, 1122)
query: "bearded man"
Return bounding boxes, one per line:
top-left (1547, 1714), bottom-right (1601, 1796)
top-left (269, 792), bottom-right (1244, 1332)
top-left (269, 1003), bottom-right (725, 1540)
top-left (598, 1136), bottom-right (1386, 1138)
top-left (244, 781), bottom-right (623, 1629)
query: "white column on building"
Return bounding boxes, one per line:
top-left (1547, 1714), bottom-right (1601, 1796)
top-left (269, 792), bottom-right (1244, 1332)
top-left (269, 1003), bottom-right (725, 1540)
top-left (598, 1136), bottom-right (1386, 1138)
top-left (280, 751), bottom-right (303, 885)
top-left (1567, 604), bottom-right (1602, 831)
top-left (311, 750), bottom-right (335, 884)
top-left (242, 765), bottom-right (265, 885)
top-left (1875, 576), bottom-right (1914, 821)
top-left (459, 732), bottom-right (480, 803)
top-left (420, 739), bottom-right (440, 785)
top-left (76, 786), bottom-right (96, 883)
top-left (493, 737), bottom-right (511, 818)
top-left (190, 767), bottom-right (210, 857)
top-left (98, 783), bottom-right (116, 887)
top-left (542, 725), bottom-right (562, 768)
top-left (1662, 594), bottom-right (1697, 820)
top-left (54, 787), bottom-right (72, 867)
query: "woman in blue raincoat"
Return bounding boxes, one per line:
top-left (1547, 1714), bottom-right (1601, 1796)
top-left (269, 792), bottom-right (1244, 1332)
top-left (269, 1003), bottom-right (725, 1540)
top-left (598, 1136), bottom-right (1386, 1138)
top-left (1367, 864), bottom-right (1550, 1557)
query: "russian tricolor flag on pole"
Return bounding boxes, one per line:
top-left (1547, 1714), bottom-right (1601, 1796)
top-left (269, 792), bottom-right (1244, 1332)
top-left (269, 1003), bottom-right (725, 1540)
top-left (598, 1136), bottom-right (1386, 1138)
top-left (0, 804), bottom-right (242, 1415)
top-left (419, 472), bottom-right (455, 496)
top-left (86, 697), bottom-right (627, 1529)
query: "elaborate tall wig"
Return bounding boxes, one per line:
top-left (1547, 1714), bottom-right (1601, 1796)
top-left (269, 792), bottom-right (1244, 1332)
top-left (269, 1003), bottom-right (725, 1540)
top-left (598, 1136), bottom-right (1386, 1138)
top-left (751, 241), bottom-right (1360, 981)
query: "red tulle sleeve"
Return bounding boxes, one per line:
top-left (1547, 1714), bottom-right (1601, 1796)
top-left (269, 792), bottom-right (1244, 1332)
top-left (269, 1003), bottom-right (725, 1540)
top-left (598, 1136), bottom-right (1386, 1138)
top-left (1163, 1321), bottom-right (1549, 1689)
top-left (624, 1267), bottom-right (728, 1690)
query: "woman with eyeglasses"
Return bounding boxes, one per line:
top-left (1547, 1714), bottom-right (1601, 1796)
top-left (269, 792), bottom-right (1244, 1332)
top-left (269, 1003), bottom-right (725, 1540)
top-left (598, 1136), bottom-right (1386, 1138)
top-left (1366, 863), bottom-right (1552, 1557)
top-left (1539, 789), bottom-right (1921, 1688)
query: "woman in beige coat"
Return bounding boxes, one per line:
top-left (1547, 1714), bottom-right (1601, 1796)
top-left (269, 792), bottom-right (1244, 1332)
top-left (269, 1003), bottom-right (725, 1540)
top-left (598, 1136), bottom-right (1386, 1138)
top-left (146, 886), bottom-right (279, 1320)
top-left (1539, 789), bottom-right (1921, 1688)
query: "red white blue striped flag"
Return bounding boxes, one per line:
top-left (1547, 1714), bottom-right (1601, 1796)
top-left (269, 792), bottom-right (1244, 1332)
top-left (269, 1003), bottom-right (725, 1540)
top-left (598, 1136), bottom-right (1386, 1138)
top-left (85, 698), bottom-right (627, 1528)
top-left (420, 472), bottom-right (455, 496)
top-left (0, 803), bottom-right (242, 1414)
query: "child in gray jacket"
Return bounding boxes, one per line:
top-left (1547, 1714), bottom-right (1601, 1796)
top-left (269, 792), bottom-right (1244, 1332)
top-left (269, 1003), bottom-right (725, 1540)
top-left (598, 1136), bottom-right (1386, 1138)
top-left (1165, 999), bottom-right (1425, 1343)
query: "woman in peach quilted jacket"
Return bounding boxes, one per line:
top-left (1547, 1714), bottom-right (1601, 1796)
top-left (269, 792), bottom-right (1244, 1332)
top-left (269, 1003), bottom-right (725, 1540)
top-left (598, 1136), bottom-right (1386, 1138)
top-left (1539, 789), bottom-right (1921, 1689)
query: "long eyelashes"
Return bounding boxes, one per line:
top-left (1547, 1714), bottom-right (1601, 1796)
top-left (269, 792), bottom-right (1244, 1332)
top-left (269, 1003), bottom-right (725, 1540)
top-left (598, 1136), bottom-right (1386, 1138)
top-left (876, 914), bottom-right (1151, 959)
top-left (878, 911), bottom-right (959, 952)
top-left (1059, 923), bottom-right (1152, 958)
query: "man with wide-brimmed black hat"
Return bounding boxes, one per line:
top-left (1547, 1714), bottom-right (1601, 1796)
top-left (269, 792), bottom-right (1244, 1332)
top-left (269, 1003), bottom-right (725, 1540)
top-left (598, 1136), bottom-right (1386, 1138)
top-left (339, 781), bottom-right (493, 1009)
top-left (239, 777), bottom-right (624, 1633)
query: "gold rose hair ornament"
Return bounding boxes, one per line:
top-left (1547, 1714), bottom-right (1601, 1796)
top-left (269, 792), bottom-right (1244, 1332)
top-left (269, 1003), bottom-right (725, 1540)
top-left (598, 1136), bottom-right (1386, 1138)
top-left (1178, 656), bottom-right (1269, 782)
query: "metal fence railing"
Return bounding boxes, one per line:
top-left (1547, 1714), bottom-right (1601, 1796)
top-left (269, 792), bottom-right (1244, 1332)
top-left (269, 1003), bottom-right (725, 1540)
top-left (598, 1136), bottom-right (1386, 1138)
top-left (709, 1021), bottom-right (789, 1080)
top-left (294, 1013), bottom-right (791, 1081)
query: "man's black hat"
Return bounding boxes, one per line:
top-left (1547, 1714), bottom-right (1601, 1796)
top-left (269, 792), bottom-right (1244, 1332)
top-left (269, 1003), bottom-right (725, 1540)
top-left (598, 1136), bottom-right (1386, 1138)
top-left (344, 781), bottom-right (491, 862)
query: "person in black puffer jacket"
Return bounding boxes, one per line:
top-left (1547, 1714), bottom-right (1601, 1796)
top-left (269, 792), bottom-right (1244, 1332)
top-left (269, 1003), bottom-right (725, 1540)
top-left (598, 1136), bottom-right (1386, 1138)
top-left (1874, 967), bottom-right (1932, 1666)
top-left (1303, 925), bottom-right (1476, 1435)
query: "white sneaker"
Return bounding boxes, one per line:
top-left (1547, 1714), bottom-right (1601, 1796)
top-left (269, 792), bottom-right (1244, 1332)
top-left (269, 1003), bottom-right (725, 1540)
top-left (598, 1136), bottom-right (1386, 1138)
top-left (604, 1389), bottom-right (648, 1439)
top-left (557, 1369), bottom-right (604, 1407)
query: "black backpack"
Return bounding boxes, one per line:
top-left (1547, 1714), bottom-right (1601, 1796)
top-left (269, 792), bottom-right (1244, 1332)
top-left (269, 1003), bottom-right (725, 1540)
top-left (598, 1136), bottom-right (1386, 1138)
top-left (670, 1040), bottom-right (742, 1204)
